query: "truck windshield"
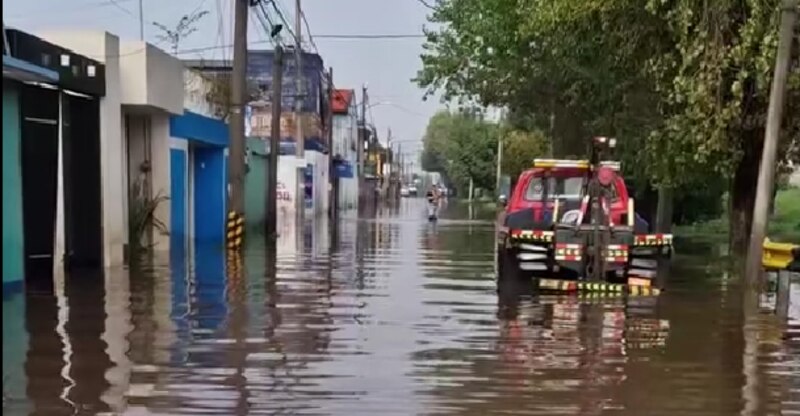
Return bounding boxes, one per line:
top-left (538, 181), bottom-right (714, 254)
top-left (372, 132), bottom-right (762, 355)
top-left (525, 176), bottom-right (585, 201)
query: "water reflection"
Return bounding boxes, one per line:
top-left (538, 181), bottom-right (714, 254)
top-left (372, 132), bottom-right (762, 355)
top-left (2, 199), bottom-right (798, 415)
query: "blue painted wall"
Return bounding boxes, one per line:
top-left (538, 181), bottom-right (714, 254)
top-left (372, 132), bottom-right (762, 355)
top-left (194, 146), bottom-right (226, 243)
top-left (170, 148), bottom-right (187, 257)
top-left (169, 111), bottom-right (228, 245)
top-left (3, 83), bottom-right (25, 290)
top-left (170, 111), bottom-right (228, 147)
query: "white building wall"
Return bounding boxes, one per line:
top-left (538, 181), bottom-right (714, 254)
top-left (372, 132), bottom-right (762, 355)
top-left (38, 30), bottom-right (128, 268)
top-left (332, 110), bottom-right (359, 210)
top-left (305, 150), bottom-right (329, 217)
top-left (38, 30), bottom-right (185, 265)
top-left (119, 41), bottom-right (183, 114)
top-left (150, 113), bottom-right (172, 251)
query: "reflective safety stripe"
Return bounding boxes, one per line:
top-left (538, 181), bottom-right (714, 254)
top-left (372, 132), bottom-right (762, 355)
top-left (555, 243), bottom-right (581, 249)
top-left (510, 229), bottom-right (554, 242)
top-left (634, 233), bottom-right (673, 246)
top-left (538, 278), bottom-right (661, 296)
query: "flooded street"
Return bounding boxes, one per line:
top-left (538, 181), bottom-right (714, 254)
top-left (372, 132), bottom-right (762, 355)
top-left (3, 198), bottom-right (799, 416)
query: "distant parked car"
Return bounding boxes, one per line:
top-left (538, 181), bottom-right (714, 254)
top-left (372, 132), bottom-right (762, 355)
top-left (400, 186), bottom-right (410, 197)
top-left (408, 186), bottom-right (418, 196)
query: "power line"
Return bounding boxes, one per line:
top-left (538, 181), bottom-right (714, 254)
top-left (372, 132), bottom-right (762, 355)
top-left (108, 0), bottom-right (137, 17)
top-left (7, 0), bottom-right (136, 19)
top-left (300, 10), bottom-right (318, 53)
top-left (314, 34), bottom-right (424, 39)
top-left (174, 33), bottom-right (424, 55)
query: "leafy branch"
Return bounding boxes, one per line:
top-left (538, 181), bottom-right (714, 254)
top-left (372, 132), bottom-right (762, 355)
top-left (152, 10), bottom-right (210, 54)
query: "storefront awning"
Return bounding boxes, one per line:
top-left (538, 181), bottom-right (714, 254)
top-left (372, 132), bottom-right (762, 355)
top-left (3, 55), bottom-right (58, 83)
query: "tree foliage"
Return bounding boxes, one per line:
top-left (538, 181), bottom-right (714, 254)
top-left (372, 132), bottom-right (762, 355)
top-left (153, 10), bottom-right (210, 54)
top-left (416, 0), bottom-right (800, 250)
top-left (501, 129), bottom-right (549, 180)
top-left (421, 111), bottom-right (499, 192)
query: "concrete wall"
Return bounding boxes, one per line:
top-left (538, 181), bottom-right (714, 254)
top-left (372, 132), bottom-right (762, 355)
top-left (276, 155), bottom-right (299, 221)
top-left (37, 30), bottom-right (128, 268)
top-left (3, 83), bottom-right (25, 287)
top-left (150, 113), bottom-right (172, 250)
top-left (119, 41), bottom-right (183, 114)
top-left (184, 69), bottom-right (220, 118)
top-left (245, 137), bottom-right (268, 230)
top-left (790, 168), bottom-right (800, 187)
top-left (125, 112), bottom-right (172, 253)
top-left (306, 150), bottom-right (329, 216)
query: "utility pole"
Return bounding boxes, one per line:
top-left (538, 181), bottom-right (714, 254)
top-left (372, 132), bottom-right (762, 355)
top-left (327, 67), bottom-right (336, 220)
top-left (227, 0), bottom-right (249, 249)
top-left (383, 128), bottom-right (392, 200)
top-left (745, 0), bottom-right (798, 284)
top-left (358, 85), bottom-right (367, 206)
top-left (266, 46), bottom-right (283, 238)
top-left (139, 0), bottom-right (144, 40)
top-left (294, 0), bottom-right (305, 220)
top-left (495, 134), bottom-right (503, 197)
top-left (397, 143), bottom-right (403, 186)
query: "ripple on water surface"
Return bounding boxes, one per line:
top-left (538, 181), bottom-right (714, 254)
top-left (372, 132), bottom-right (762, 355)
top-left (2, 200), bottom-right (799, 415)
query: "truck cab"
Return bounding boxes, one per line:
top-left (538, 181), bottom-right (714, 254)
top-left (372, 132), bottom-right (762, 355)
top-left (507, 165), bottom-right (630, 228)
top-left (497, 153), bottom-right (671, 292)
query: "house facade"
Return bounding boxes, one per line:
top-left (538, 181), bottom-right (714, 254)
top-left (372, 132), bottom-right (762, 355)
top-left (331, 89), bottom-right (359, 211)
top-left (4, 28), bottom-right (106, 293)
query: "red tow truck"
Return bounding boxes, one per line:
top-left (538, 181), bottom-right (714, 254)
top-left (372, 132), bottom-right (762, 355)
top-left (496, 137), bottom-right (672, 294)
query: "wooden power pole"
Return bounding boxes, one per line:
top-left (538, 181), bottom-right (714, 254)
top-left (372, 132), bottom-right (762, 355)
top-left (358, 85), bottom-right (367, 206)
top-left (227, 0), bottom-right (249, 250)
top-left (294, 0), bottom-right (305, 219)
top-left (266, 46), bottom-right (283, 238)
top-left (327, 67), bottom-right (336, 219)
top-left (745, 0), bottom-right (798, 284)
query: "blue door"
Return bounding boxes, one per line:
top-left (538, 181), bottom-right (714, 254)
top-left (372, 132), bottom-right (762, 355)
top-left (170, 149), bottom-right (187, 258)
top-left (193, 146), bottom-right (226, 243)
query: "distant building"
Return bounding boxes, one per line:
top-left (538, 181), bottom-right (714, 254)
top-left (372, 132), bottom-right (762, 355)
top-left (331, 89), bottom-right (359, 210)
top-left (186, 48), bottom-right (332, 219)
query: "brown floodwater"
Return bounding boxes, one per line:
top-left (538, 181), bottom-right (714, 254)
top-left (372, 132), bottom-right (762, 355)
top-left (3, 198), bottom-right (799, 416)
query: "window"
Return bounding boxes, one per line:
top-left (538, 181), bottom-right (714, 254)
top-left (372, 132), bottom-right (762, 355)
top-left (525, 176), bottom-right (585, 201)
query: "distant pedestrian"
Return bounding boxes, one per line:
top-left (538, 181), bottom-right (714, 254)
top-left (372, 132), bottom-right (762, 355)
top-left (426, 185), bottom-right (441, 220)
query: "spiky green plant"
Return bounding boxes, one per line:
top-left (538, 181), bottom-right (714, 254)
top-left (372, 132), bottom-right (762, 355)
top-left (128, 178), bottom-right (169, 263)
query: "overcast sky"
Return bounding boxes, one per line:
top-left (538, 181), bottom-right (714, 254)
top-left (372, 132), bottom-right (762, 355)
top-left (4, 0), bottom-right (440, 153)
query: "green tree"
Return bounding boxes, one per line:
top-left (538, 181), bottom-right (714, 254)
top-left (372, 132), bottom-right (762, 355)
top-left (501, 129), bottom-right (550, 180)
top-left (421, 110), bottom-right (499, 193)
top-left (417, 0), bottom-right (800, 252)
top-left (644, 0), bottom-right (800, 253)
